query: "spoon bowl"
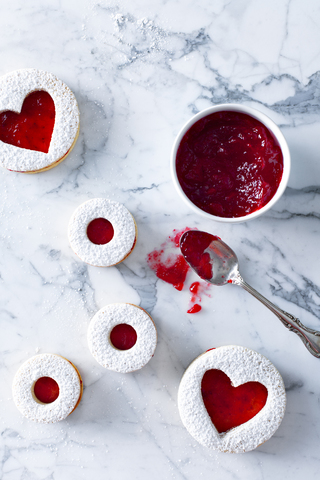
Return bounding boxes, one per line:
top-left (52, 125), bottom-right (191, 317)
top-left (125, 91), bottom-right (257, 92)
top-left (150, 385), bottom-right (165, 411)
top-left (180, 231), bottom-right (239, 286)
top-left (180, 230), bottom-right (320, 358)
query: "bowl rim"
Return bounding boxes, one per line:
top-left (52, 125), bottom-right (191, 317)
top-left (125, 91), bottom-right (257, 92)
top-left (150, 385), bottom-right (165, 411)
top-left (170, 103), bottom-right (291, 223)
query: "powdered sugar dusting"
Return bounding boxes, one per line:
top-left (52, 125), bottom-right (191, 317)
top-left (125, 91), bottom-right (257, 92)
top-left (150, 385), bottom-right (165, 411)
top-left (68, 198), bottom-right (137, 267)
top-left (88, 303), bottom-right (157, 373)
top-left (0, 69), bottom-right (79, 172)
top-left (12, 353), bottom-right (82, 424)
top-left (178, 345), bottom-right (286, 453)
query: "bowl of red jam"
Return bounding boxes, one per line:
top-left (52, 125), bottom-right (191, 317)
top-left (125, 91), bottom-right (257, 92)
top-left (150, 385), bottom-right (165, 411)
top-left (171, 104), bottom-right (290, 222)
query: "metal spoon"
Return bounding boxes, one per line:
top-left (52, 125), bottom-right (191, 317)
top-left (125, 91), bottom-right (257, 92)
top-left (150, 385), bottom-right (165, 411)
top-left (180, 230), bottom-right (320, 358)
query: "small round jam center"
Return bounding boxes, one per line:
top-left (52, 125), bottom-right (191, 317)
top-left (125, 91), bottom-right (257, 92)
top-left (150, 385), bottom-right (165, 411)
top-left (33, 376), bottom-right (59, 404)
top-left (110, 324), bottom-right (137, 350)
top-left (87, 218), bottom-right (114, 245)
top-left (0, 90), bottom-right (55, 154)
top-left (201, 369), bottom-right (268, 433)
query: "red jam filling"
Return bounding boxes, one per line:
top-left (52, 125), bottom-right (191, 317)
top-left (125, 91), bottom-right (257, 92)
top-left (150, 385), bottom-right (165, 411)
top-left (201, 369), bottom-right (268, 433)
top-left (176, 111), bottom-right (283, 218)
top-left (110, 324), bottom-right (137, 350)
top-left (180, 230), bottom-right (216, 280)
top-left (0, 91), bottom-right (55, 153)
top-left (34, 376), bottom-right (59, 404)
top-left (87, 218), bottom-right (114, 245)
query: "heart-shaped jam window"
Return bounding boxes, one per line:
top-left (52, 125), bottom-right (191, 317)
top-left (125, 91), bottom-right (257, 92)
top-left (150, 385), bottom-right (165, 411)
top-left (201, 369), bottom-right (268, 433)
top-left (0, 90), bottom-right (55, 153)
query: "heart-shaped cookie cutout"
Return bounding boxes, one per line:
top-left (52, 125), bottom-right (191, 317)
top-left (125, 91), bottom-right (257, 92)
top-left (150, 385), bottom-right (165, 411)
top-left (201, 369), bottom-right (268, 433)
top-left (178, 346), bottom-right (286, 453)
top-left (0, 69), bottom-right (79, 173)
top-left (0, 91), bottom-right (55, 153)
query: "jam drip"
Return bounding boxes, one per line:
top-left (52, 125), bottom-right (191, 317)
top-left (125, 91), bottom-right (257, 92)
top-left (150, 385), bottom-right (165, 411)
top-left (110, 324), bottom-right (137, 350)
top-left (201, 369), bottom-right (268, 433)
top-left (87, 218), bottom-right (114, 245)
top-left (34, 376), bottom-right (59, 404)
top-left (187, 282), bottom-right (207, 314)
top-left (187, 303), bottom-right (201, 314)
top-left (176, 111), bottom-right (283, 218)
top-left (0, 91), bottom-right (55, 153)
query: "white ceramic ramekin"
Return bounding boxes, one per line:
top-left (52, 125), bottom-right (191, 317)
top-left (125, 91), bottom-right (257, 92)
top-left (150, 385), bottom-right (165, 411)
top-left (171, 104), bottom-right (290, 223)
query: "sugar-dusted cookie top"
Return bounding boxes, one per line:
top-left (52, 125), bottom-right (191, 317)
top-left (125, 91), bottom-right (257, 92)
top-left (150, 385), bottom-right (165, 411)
top-left (88, 303), bottom-right (157, 373)
top-left (12, 353), bottom-right (83, 424)
top-left (0, 68), bottom-right (79, 172)
top-left (178, 345), bottom-right (286, 453)
top-left (68, 198), bottom-right (137, 267)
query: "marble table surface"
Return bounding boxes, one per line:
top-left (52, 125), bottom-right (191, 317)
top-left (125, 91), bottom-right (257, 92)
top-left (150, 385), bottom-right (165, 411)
top-left (1, 0), bottom-right (320, 478)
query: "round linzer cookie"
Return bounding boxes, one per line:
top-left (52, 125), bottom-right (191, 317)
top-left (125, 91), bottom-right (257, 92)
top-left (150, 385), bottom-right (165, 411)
top-left (178, 345), bottom-right (286, 453)
top-left (12, 353), bottom-right (83, 424)
top-left (68, 198), bottom-right (137, 267)
top-left (88, 303), bottom-right (157, 373)
top-left (0, 68), bottom-right (80, 173)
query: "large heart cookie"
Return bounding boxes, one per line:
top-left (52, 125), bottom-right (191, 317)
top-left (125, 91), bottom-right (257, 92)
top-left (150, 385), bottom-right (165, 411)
top-left (0, 69), bottom-right (79, 173)
top-left (178, 345), bottom-right (286, 453)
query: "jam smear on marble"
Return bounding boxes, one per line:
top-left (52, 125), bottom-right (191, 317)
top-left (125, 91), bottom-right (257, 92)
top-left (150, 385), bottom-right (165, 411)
top-left (201, 369), bottom-right (268, 433)
top-left (0, 91), bottom-right (55, 153)
top-left (34, 376), bottom-right (59, 404)
top-left (87, 218), bottom-right (114, 245)
top-left (176, 111), bottom-right (283, 218)
top-left (147, 228), bottom-right (212, 312)
top-left (147, 228), bottom-right (191, 291)
top-left (110, 324), bottom-right (137, 350)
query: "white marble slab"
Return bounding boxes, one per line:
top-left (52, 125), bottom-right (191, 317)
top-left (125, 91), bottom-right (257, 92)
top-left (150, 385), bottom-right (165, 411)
top-left (1, 0), bottom-right (320, 478)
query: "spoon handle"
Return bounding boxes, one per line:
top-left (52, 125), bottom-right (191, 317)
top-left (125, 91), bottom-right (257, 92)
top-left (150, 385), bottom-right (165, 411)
top-left (235, 277), bottom-right (320, 358)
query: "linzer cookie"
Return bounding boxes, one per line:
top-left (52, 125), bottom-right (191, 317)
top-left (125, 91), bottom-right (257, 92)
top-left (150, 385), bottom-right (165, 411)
top-left (178, 345), bottom-right (286, 453)
top-left (0, 69), bottom-right (79, 173)
top-left (68, 198), bottom-right (137, 267)
top-left (12, 353), bottom-right (83, 424)
top-left (88, 303), bottom-right (157, 373)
